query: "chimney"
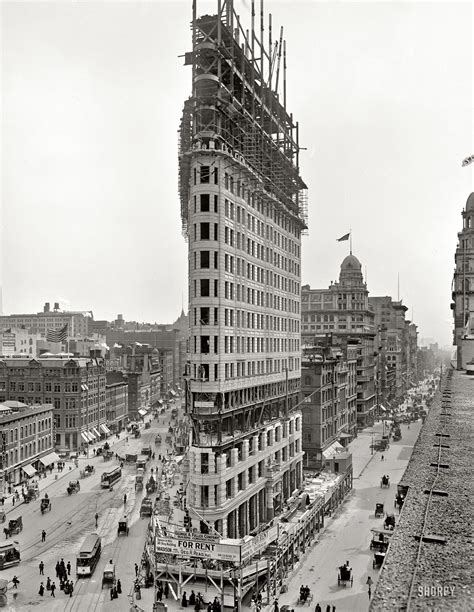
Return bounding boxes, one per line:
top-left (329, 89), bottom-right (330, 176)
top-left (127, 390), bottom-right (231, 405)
top-left (44, 302), bottom-right (50, 313)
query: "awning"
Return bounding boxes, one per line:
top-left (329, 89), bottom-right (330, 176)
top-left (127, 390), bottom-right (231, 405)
top-left (138, 409), bottom-right (147, 416)
top-left (22, 464), bottom-right (36, 477)
top-left (88, 431), bottom-right (96, 440)
top-left (39, 451), bottom-right (61, 466)
top-left (81, 383), bottom-right (89, 391)
top-left (169, 390), bottom-right (177, 397)
top-left (339, 432), bottom-right (352, 439)
top-left (157, 400), bottom-right (163, 405)
top-left (379, 405), bottom-right (387, 412)
top-left (100, 424), bottom-right (110, 434)
top-left (92, 428), bottom-right (101, 438)
top-left (322, 441), bottom-right (344, 460)
top-left (81, 432), bottom-right (89, 443)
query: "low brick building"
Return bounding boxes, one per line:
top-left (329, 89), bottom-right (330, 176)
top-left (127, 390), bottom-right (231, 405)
top-left (0, 402), bottom-right (56, 488)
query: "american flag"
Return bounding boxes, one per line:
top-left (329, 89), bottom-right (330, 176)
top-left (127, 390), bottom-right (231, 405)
top-left (46, 323), bottom-right (68, 343)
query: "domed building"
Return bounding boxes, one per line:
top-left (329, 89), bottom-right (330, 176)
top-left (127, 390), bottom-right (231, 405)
top-left (301, 253), bottom-right (376, 434)
top-left (451, 192), bottom-right (474, 368)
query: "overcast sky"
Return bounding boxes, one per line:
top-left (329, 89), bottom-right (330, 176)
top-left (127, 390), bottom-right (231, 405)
top-left (1, 0), bottom-right (473, 346)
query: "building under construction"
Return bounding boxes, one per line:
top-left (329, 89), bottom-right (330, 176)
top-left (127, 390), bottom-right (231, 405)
top-left (179, 0), bottom-right (307, 538)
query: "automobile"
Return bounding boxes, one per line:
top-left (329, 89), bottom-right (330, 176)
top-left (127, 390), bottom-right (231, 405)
top-left (101, 562), bottom-right (115, 589)
top-left (40, 498), bottom-right (51, 514)
top-left (117, 518), bottom-right (129, 536)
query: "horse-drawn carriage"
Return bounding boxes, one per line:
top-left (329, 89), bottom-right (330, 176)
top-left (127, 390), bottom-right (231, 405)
top-left (140, 497), bottom-right (153, 518)
top-left (24, 484), bottom-right (40, 503)
top-left (4, 517), bottom-right (23, 538)
top-left (297, 586), bottom-right (313, 605)
top-left (394, 493), bottom-right (405, 513)
top-left (375, 503), bottom-right (384, 518)
top-left (103, 450), bottom-right (114, 462)
top-left (67, 480), bottom-right (80, 495)
top-left (337, 564), bottom-right (353, 587)
top-left (102, 562), bottom-right (115, 589)
top-left (135, 474), bottom-right (144, 492)
top-left (384, 513), bottom-right (396, 530)
top-left (380, 475), bottom-right (390, 488)
top-left (80, 465), bottom-right (95, 478)
top-left (369, 529), bottom-right (392, 552)
top-left (146, 477), bottom-right (156, 494)
top-left (373, 550), bottom-right (386, 569)
top-left (117, 517), bottom-right (129, 536)
top-left (40, 497), bottom-right (51, 514)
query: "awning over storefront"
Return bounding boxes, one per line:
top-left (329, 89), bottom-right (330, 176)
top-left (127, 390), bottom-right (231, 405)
top-left (379, 405), bottom-right (387, 412)
top-left (22, 464), bottom-right (36, 477)
top-left (39, 451), bottom-right (61, 466)
top-left (88, 431), bottom-right (96, 440)
top-left (92, 428), bottom-right (101, 438)
top-left (322, 441), bottom-right (344, 460)
top-left (100, 424), bottom-right (111, 435)
top-left (169, 390), bottom-right (177, 397)
top-left (138, 409), bottom-right (147, 416)
top-left (339, 432), bottom-right (352, 439)
top-left (81, 432), bottom-right (89, 443)
top-left (157, 400), bottom-right (163, 405)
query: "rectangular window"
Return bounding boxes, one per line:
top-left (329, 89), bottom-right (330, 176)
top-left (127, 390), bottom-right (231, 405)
top-left (200, 279), bottom-right (210, 297)
top-left (200, 222), bottom-right (210, 240)
top-left (200, 166), bottom-right (210, 183)
top-left (200, 193), bottom-right (210, 211)
top-left (200, 251), bottom-right (210, 268)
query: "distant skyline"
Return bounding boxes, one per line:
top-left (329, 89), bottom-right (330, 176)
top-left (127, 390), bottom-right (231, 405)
top-left (1, 0), bottom-right (473, 345)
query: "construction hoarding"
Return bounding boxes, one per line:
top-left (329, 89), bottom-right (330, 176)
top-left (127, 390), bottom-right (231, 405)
top-left (155, 535), bottom-right (240, 563)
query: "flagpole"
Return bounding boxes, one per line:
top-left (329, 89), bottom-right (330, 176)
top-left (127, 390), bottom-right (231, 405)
top-left (350, 229), bottom-right (352, 255)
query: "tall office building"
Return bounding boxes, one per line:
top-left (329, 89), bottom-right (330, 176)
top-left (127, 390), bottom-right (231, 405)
top-left (178, 0), bottom-right (307, 537)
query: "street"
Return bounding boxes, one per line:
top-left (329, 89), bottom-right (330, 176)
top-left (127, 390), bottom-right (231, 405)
top-left (2, 404), bottom-right (182, 611)
top-left (276, 419), bottom-right (423, 612)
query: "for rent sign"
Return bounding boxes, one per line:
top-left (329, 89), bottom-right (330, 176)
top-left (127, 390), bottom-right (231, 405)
top-left (155, 536), bottom-right (240, 563)
top-left (241, 525), bottom-right (279, 563)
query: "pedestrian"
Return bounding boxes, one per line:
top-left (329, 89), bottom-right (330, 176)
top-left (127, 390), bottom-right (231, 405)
top-left (69, 581), bottom-right (74, 598)
top-left (274, 599), bottom-right (279, 612)
top-left (189, 590), bottom-right (196, 605)
top-left (164, 581), bottom-right (169, 598)
top-left (39, 560), bottom-right (44, 575)
top-left (46, 577), bottom-right (51, 591)
top-left (117, 579), bottom-right (122, 594)
top-left (51, 582), bottom-right (56, 597)
top-left (124, 494), bottom-right (127, 505)
top-left (95, 512), bottom-right (99, 527)
top-left (182, 591), bottom-right (188, 607)
top-left (55, 561), bottom-right (60, 578)
top-left (135, 563), bottom-right (139, 576)
top-left (381, 454), bottom-right (384, 461)
top-left (67, 561), bottom-right (71, 575)
top-left (332, 607), bottom-right (336, 612)
top-left (41, 529), bottom-right (46, 542)
top-left (39, 582), bottom-right (45, 596)
top-left (12, 496), bottom-right (15, 506)
top-left (12, 575), bottom-right (19, 589)
top-left (326, 606), bottom-right (330, 612)
top-left (314, 605), bottom-right (321, 612)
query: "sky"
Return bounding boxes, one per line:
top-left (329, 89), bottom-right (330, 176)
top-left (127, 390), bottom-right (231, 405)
top-left (1, 0), bottom-right (473, 346)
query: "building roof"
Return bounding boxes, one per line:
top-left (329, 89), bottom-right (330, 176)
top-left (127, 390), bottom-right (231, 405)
top-left (465, 192), bottom-right (474, 212)
top-left (340, 254), bottom-right (362, 271)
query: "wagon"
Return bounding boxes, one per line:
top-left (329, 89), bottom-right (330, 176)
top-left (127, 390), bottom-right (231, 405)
top-left (67, 480), bottom-right (80, 495)
top-left (7, 517), bottom-right (23, 536)
top-left (135, 475), bottom-right (144, 491)
top-left (380, 475), bottom-right (390, 488)
top-left (374, 503), bottom-right (384, 518)
top-left (117, 518), bottom-right (129, 536)
top-left (40, 498), bottom-right (51, 514)
top-left (337, 564), bottom-right (353, 587)
top-left (102, 562), bottom-right (115, 589)
top-left (373, 550), bottom-right (386, 569)
top-left (140, 497), bottom-right (153, 518)
top-left (384, 513), bottom-right (396, 530)
top-left (369, 529), bottom-right (391, 552)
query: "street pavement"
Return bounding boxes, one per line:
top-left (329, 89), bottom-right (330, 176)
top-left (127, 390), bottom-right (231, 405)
top-left (2, 403), bottom-right (184, 611)
top-left (275, 419), bottom-right (423, 612)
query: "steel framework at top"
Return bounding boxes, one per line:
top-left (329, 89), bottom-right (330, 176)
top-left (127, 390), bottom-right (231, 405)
top-left (179, 0), bottom-right (308, 238)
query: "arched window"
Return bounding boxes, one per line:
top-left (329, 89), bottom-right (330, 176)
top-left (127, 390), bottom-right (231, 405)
top-left (304, 375), bottom-right (312, 386)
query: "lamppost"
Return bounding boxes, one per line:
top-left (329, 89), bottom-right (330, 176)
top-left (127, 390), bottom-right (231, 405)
top-left (370, 430), bottom-right (375, 455)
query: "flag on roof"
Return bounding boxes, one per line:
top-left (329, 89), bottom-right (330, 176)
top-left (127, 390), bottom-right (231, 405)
top-left (337, 232), bottom-right (350, 242)
top-left (46, 323), bottom-right (68, 343)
